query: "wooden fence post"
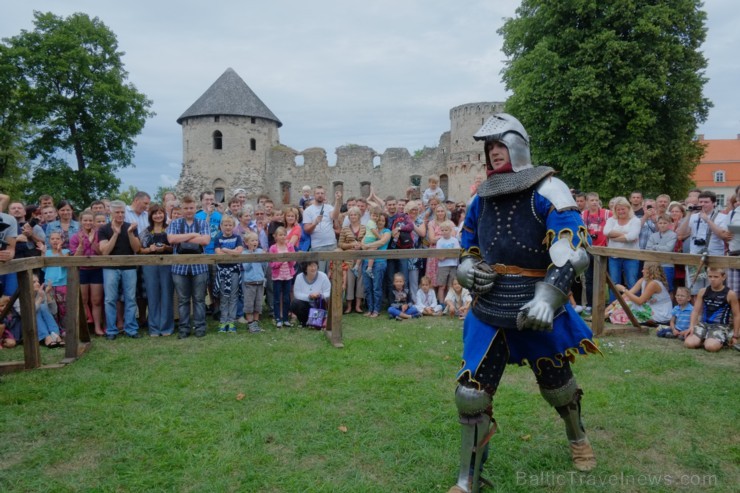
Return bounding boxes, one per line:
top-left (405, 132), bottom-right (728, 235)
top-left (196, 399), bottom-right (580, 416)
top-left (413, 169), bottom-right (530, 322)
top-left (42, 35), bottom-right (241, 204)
top-left (17, 269), bottom-right (41, 369)
top-left (327, 259), bottom-right (344, 348)
top-left (591, 255), bottom-right (606, 337)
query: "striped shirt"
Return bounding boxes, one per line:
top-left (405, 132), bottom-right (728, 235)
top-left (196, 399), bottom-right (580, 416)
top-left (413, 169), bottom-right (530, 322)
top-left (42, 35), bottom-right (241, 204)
top-left (167, 218), bottom-right (208, 275)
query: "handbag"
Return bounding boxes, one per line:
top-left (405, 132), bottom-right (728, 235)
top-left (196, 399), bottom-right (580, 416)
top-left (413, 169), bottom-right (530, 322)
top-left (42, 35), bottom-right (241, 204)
top-left (307, 296), bottom-right (327, 329)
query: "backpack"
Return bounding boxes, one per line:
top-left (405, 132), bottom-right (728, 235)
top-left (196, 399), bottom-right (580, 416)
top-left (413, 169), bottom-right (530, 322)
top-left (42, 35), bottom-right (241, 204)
top-left (392, 216), bottom-right (415, 249)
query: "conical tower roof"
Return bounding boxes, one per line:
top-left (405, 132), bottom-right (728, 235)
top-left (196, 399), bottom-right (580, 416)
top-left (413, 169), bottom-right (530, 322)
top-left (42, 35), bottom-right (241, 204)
top-left (177, 68), bottom-right (282, 127)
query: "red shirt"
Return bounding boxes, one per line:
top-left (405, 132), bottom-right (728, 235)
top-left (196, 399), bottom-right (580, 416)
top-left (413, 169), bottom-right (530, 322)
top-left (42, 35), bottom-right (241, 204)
top-left (582, 209), bottom-right (611, 247)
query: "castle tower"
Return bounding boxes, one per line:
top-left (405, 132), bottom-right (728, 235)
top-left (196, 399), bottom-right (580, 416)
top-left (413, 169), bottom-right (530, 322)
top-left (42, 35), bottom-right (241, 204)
top-left (446, 101), bottom-right (504, 200)
top-left (176, 68), bottom-right (282, 201)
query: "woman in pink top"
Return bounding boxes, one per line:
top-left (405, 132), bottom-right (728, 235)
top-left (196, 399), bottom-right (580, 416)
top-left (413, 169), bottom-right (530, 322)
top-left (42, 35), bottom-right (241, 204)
top-left (283, 206), bottom-right (302, 250)
top-left (269, 227), bottom-right (296, 328)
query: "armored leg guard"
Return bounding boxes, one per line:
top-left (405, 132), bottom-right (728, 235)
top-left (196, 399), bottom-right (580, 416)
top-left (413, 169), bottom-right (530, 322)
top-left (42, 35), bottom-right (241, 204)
top-left (539, 378), bottom-right (596, 472)
top-left (449, 384), bottom-right (497, 493)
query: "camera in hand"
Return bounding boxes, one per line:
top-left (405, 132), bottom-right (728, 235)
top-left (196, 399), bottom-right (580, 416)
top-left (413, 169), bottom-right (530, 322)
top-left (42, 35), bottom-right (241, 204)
top-left (28, 218), bottom-right (39, 227)
top-left (687, 205), bottom-right (702, 212)
top-left (590, 233), bottom-right (599, 240)
top-left (693, 238), bottom-right (707, 247)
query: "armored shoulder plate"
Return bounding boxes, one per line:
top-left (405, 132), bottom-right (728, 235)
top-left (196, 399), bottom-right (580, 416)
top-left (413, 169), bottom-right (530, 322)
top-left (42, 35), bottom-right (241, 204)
top-left (536, 176), bottom-right (577, 211)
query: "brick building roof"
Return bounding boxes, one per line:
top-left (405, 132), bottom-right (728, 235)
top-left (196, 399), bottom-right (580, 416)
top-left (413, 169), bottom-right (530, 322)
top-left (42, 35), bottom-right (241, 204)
top-left (177, 68), bottom-right (282, 127)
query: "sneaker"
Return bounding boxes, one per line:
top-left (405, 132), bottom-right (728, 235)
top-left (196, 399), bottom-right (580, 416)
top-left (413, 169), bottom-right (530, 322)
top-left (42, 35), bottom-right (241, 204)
top-left (237, 316), bottom-right (248, 324)
top-left (395, 316), bottom-right (403, 321)
top-left (249, 322), bottom-right (263, 333)
top-left (574, 305), bottom-right (584, 314)
top-left (218, 323), bottom-right (228, 333)
top-left (365, 268), bottom-right (374, 279)
top-left (276, 320), bottom-right (283, 328)
top-left (582, 307), bottom-right (592, 316)
top-left (350, 266), bottom-right (360, 278)
top-left (227, 323), bottom-right (237, 333)
top-left (283, 321), bottom-right (293, 328)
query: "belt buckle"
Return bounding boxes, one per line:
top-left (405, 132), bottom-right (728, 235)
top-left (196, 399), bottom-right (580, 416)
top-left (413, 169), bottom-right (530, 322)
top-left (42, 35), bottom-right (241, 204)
top-left (493, 263), bottom-right (508, 275)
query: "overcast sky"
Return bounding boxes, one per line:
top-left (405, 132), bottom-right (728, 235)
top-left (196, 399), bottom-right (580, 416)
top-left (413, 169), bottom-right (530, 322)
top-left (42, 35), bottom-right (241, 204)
top-left (2, 1), bottom-right (738, 196)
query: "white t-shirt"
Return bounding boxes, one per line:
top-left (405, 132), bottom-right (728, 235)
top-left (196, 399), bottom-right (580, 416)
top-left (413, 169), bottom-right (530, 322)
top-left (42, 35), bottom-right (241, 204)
top-left (303, 203), bottom-right (336, 248)
top-left (687, 212), bottom-right (728, 256)
top-left (603, 217), bottom-right (641, 249)
top-left (437, 236), bottom-right (460, 267)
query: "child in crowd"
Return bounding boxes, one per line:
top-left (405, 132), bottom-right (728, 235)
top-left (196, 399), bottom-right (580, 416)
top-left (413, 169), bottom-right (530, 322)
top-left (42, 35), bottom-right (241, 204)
top-left (443, 278), bottom-right (472, 320)
top-left (684, 267), bottom-right (739, 352)
top-left (241, 232), bottom-right (266, 333)
top-left (269, 227), bottom-right (296, 328)
top-left (43, 231), bottom-right (69, 333)
top-left (354, 206), bottom-right (381, 279)
top-left (435, 220), bottom-right (460, 302)
top-left (0, 295), bottom-right (18, 348)
top-left (214, 216), bottom-right (244, 333)
top-left (299, 185), bottom-right (313, 210)
top-left (645, 214), bottom-right (677, 293)
top-left (658, 286), bottom-right (692, 339)
top-left (415, 276), bottom-right (442, 316)
top-left (33, 274), bottom-right (64, 348)
top-left (388, 272), bottom-right (419, 320)
top-left (422, 175), bottom-right (445, 206)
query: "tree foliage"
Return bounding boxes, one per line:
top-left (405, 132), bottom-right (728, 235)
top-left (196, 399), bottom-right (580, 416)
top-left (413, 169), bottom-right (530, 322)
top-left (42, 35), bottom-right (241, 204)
top-left (1, 11), bottom-right (153, 206)
top-left (498, 0), bottom-right (711, 199)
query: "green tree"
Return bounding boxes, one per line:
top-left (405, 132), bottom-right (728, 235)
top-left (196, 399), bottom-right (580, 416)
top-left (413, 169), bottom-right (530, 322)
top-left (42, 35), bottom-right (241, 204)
top-left (498, 0), bottom-right (711, 199)
top-left (1, 11), bottom-right (153, 206)
top-left (154, 185), bottom-right (175, 204)
top-left (110, 185), bottom-right (140, 205)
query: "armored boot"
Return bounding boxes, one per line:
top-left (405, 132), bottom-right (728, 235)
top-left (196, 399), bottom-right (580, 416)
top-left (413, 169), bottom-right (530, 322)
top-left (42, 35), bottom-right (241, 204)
top-left (540, 378), bottom-right (596, 472)
top-left (448, 385), bottom-right (497, 493)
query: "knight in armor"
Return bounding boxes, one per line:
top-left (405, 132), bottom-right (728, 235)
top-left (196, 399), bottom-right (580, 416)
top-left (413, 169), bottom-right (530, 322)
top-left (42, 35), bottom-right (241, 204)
top-left (448, 114), bottom-right (600, 493)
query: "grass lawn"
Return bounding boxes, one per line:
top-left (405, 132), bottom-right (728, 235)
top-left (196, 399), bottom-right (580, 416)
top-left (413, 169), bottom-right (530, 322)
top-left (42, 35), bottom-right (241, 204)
top-left (0, 315), bottom-right (737, 492)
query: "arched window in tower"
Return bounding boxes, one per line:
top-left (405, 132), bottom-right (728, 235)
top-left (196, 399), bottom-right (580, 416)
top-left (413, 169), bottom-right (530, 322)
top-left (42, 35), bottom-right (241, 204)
top-left (213, 130), bottom-right (223, 150)
top-left (360, 181), bottom-right (371, 198)
top-left (440, 174), bottom-right (449, 199)
top-left (250, 138), bottom-right (256, 151)
top-left (214, 188), bottom-right (225, 203)
top-left (280, 181), bottom-right (292, 204)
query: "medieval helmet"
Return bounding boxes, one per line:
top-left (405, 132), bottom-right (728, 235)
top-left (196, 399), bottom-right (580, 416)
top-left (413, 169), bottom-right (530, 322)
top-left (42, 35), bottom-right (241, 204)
top-left (473, 113), bottom-right (532, 172)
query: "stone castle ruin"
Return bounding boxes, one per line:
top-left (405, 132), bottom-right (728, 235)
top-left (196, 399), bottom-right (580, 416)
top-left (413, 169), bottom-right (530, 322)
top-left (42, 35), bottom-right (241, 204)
top-left (176, 68), bottom-right (504, 204)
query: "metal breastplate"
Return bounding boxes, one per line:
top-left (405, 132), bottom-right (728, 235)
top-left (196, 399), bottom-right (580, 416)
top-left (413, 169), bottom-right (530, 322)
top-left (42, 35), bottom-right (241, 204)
top-left (472, 188), bottom-right (550, 328)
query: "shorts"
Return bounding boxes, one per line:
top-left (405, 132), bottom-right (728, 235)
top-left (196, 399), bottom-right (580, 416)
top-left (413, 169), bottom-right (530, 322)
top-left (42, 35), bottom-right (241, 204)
top-left (80, 268), bottom-right (103, 285)
top-left (693, 323), bottom-right (732, 345)
top-left (436, 266), bottom-right (457, 287)
top-left (243, 283), bottom-right (264, 313)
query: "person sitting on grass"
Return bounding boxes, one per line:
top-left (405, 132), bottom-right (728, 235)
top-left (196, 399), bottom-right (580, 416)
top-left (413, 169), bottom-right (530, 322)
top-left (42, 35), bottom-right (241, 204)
top-left (32, 274), bottom-right (65, 348)
top-left (0, 295), bottom-right (19, 348)
top-left (609, 262), bottom-right (673, 326)
top-left (388, 272), bottom-right (419, 321)
top-left (415, 275), bottom-right (443, 316)
top-left (443, 278), bottom-right (471, 319)
top-left (657, 286), bottom-right (693, 339)
top-left (684, 267), bottom-right (740, 352)
top-left (290, 260), bottom-right (332, 328)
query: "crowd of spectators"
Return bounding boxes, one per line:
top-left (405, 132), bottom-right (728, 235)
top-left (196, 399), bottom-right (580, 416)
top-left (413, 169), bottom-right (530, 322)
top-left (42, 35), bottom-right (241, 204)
top-left (0, 179), bottom-right (738, 352)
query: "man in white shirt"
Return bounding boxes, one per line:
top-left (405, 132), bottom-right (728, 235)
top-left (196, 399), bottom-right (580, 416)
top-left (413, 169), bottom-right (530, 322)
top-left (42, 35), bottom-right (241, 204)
top-left (677, 190), bottom-right (730, 295)
top-left (726, 185), bottom-right (740, 294)
top-left (302, 186), bottom-right (342, 273)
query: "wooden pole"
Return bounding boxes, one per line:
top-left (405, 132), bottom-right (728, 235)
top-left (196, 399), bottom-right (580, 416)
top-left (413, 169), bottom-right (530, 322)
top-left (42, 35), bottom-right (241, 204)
top-left (327, 259), bottom-right (344, 348)
top-left (591, 255), bottom-right (607, 336)
top-left (17, 269), bottom-right (40, 370)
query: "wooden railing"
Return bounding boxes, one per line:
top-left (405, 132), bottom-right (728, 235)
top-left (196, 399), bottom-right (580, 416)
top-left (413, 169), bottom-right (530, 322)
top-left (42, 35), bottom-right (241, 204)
top-left (0, 248), bottom-right (457, 372)
top-left (2, 246), bottom-right (737, 372)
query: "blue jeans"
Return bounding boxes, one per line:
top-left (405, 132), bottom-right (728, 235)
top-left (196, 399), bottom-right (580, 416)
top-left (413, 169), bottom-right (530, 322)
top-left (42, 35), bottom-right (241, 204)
top-left (362, 259), bottom-right (387, 314)
top-left (36, 303), bottom-right (60, 341)
top-left (0, 273), bottom-right (18, 296)
top-left (388, 305), bottom-right (419, 318)
top-left (103, 268), bottom-right (138, 336)
top-left (219, 271), bottom-right (241, 324)
top-left (608, 257), bottom-right (639, 302)
top-left (663, 266), bottom-right (675, 294)
top-left (172, 272), bottom-right (208, 336)
top-left (272, 279), bottom-right (292, 321)
top-left (142, 265), bottom-right (174, 336)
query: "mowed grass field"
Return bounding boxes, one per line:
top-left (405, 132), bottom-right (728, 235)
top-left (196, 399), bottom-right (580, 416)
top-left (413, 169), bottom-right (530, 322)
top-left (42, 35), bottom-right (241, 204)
top-left (0, 315), bottom-right (737, 492)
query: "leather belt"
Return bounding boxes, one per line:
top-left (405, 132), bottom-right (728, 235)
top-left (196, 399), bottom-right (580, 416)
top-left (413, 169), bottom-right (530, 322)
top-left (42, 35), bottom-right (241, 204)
top-left (492, 263), bottom-right (547, 277)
